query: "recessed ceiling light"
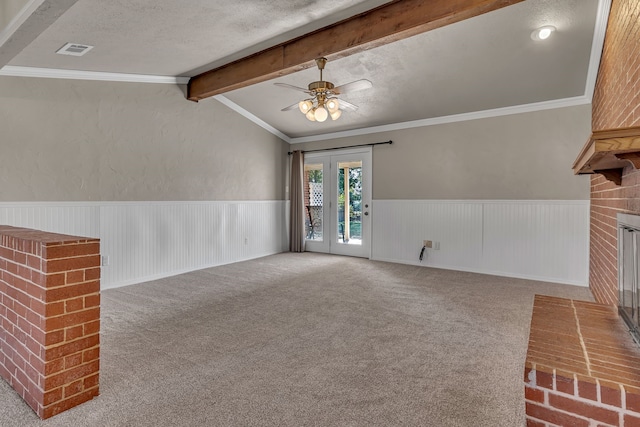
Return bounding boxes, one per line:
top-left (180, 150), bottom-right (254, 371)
top-left (531, 26), bottom-right (556, 41)
top-left (56, 43), bottom-right (94, 57)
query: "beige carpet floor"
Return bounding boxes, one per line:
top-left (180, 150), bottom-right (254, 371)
top-left (0, 252), bottom-right (593, 426)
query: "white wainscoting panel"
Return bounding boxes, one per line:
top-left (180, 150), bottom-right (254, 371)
top-left (372, 200), bottom-right (589, 286)
top-left (372, 201), bottom-right (484, 271)
top-left (0, 203), bottom-right (101, 238)
top-left (0, 200), bottom-right (587, 287)
top-left (99, 201), bottom-right (288, 288)
top-left (0, 201), bottom-right (288, 289)
top-left (482, 201), bottom-right (589, 285)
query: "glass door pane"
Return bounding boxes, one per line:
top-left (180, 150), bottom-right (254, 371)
top-left (330, 150), bottom-right (371, 258)
top-left (304, 163), bottom-right (324, 242)
top-left (337, 160), bottom-right (362, 246)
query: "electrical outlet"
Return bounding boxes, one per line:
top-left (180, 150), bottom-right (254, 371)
top-left (244, 237), bottom-right (248, 245)
top-left (423, 240), bottom-right (432, 248)
top-left (101, 255), bottom-right (110, 266)
top-left (434, 241), bottom-right (440, 250)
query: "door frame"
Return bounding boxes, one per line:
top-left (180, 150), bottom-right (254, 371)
top-left (304, 147), bottom-right (372, 258)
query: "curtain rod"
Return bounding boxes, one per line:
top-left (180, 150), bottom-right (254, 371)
top-left (287, 140), bottom-right (392, 155)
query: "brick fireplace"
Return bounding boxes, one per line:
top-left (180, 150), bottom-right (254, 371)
top-left (0, 225), bottom-right (100, 419)
top-left (523, 1), bottom-right (640, 425)
top-left (589, 0), bottom-right (640, 306)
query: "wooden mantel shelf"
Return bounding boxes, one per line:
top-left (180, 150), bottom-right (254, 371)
top-left (573, 126), bottom-right (640, 185)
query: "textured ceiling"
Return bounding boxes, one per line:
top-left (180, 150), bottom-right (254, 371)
top-left (226, 0), bottom-right (599, 138)
top-left (1, 0), bottom-right (604, 141)
top-left (7, 0), bottom-right (390, 76)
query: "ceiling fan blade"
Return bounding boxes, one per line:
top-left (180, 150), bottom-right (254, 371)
top-left (338, 99), bottom-right (359, 111)
top-left (333, 79), bottom-right (372, 95)
top-left (274, 82), bottom-right (312, 94)
top-left (281, 102), bottom-right (300, 112)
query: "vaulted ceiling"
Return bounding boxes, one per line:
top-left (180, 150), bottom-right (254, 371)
top-left (0, 0), bottom-right (609, 143)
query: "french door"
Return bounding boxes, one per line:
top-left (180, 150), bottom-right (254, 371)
top-left (303, 147), bottom-right (371, 258)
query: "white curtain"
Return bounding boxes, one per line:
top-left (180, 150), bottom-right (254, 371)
top-left (289, 150), bottom-right (305, 252)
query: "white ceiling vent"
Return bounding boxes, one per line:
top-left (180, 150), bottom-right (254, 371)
top-left (56, 43), bottom-right (94, 57)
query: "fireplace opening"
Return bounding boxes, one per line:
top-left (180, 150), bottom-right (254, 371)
top-left (618, 213), bottom-right (640, 346)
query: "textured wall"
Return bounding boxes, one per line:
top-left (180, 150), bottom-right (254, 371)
top-left (296, 105), bottom-right (591, 200)
top-left (589, 0), bottom-right (640, 306)
top-left (0, 77), bottom-right (288, 201)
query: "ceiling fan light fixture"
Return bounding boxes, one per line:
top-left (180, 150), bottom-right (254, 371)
top-left (299, 100), bottom-right (312, 114)
top-left (306, 109), bottom-right (317, 121)
top-left (277, 58), bottom-right (371, 123)
top-left (531, 25), bottom-right (556, 41)
top-left (326, 98), bottom-right (340, 113)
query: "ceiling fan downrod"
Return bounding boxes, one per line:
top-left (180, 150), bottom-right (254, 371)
top-left (315, 57), bottom-right (327, 80)
top-left (309, 57), bottom-right (333, 93)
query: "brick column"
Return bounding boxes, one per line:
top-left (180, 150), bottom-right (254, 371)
top-left (0, 225), bottom-right (100, 419)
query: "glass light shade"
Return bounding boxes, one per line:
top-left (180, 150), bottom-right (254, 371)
top-left (298, 100), bottom-right (312, 114)
top-left (330, 110), bottom-right (342, 121)
top-left (306, 109), bottom-right (316, 121)
top-left (314, 106), bottom-right (328, 122)
top-left (326, 98), bottom-right (340, 113)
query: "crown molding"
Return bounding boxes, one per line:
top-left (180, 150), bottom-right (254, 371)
top-left (213, 95), bottom-right (292, 143)
top-left (0, 66), bottom-right (189, 84)
top-left (287, 96), bottom-right (591, 144)
top-left (584, 0), bottom-right (612, 101)
top-left (214, 94), bottom-right (590, 145)
top-left (0, 0), bottom-right (44, 49)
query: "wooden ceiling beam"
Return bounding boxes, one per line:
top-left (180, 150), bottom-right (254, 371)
top-left (187, 0), bottom-right (524, 101)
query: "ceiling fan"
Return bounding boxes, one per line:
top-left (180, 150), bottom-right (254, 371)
top-left (275, 57), bottom-right (372, 122)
